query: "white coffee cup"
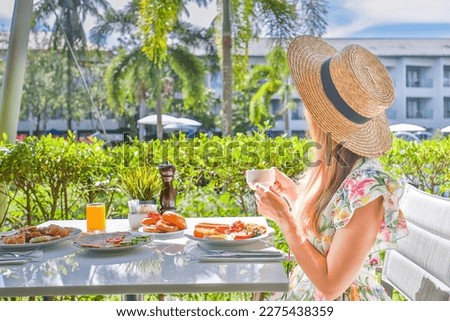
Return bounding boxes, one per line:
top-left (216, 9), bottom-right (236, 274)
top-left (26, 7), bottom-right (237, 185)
top-left (245, 168), bottom-right (275, 190)
top-left (128, 213), bottom-right (147, 230)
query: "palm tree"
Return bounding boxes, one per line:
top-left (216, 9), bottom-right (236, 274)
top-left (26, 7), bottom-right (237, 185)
top-left (105, 47), bottom-right (206, 140)
top-left (247, 46), bottom-right (292, 132)
top-left (98, 0), bottom-right (211, 140)
top-left (246, 0), bottom-right (328, 135)
top-left (217, 0), bottom-right (300, 136)
top-left (33, 0), bottom-right (111, 131)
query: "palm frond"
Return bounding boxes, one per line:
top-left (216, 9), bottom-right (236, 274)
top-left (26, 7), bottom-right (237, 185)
top-left (138, 0), bottom-right (181, 66)
top-left (253, 0), bottom-right (299, 41)
top-left (168, 46), bottom-right (206, 109)
top-left (297, 0), bottom-right (328, 36)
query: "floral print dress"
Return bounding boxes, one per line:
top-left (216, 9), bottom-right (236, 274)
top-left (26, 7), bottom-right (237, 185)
top-left (275, 158), bottom-right (408, 301)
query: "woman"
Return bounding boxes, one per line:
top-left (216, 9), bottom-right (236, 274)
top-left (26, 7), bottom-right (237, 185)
top-left (255, 36), bottom-right (408, 301)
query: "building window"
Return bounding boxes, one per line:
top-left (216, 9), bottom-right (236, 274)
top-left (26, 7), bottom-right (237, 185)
top-left (406, 98), bottom-right (432, 119)
top-left (210, 72), bottom-right (222, 92)
top-left (271, 99), bottom-right (282, 120)
top-left (406, 66), bottom-right (432, 88)
top-left (291, 99), bottom-right (304, 120)
top-left (49, 106), bottom-right (65, 120)
top-left (444, 66), bottom-right (450, 87)
top-left (291, 130), bottom-right (307, 138)
top-left (444, 97), bottom-right (450, 118)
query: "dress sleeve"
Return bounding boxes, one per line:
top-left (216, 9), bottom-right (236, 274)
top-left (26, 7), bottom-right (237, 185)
top-left (332, 168), bottom-right (409, 252)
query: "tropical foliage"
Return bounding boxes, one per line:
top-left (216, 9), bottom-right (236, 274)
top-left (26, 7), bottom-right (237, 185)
top-left (33, 0), bottom-right (111, 130)
top-left (96, 0), bottom-right (213, 139)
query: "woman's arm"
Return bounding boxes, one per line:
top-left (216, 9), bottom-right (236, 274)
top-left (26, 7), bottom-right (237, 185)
top-left (256, 186), bottom-right (384, 300)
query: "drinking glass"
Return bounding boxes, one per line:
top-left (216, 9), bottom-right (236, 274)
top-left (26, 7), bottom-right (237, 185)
top-left (86, 203), bottom-right (106, 232)
top-left (245, 169), bottom-right (275, 190)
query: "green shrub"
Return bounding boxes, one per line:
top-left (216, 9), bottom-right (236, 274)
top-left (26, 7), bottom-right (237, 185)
top-left (380, 136), bottom-right (450, 196)
top-left (1, 133), bottom-right (448, 230)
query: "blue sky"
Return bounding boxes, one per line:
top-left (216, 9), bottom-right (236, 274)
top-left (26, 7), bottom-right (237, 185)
top-left (1, 0), bottom-right (450, 39)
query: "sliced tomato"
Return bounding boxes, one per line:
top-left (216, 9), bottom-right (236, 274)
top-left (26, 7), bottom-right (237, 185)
top-left (106, 236), bottom-right (125, 244)
top-left (230, 220), bottom-right (245, 232)
top-left (233, 230), bottom-right (254, 240)
top-left (147, 212), bottom-right (161, 219)
top-left (143, 212), bottom-right (161, 225)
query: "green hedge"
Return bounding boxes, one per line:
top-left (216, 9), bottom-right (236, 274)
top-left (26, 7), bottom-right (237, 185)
top-left (1, 132), bottom-right (449, 230)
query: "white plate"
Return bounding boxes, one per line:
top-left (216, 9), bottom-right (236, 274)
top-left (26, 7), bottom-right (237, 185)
top-left (0, 227), bottom-right (82, 250)
top-left (184, 227), bottom-right (274, 248)
top-left (138, 227), bottom-right (186, 240)
top-left (72, 231), bottom-right (152, 252)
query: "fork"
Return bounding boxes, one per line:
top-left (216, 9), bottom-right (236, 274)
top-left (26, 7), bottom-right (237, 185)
top-left (0, 248), bottom-right (40, 259)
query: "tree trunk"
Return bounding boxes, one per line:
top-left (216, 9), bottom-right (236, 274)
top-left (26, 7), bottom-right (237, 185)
top-left (66, 45), bottom-right (73, 131)
top-left (222, 0), bottom-right (233, 136)
top-left (65, 10), bottom-right (73, 131)
top-left (138, 95), bottom-right (147, 140)
top-left (156, 93), bottom-right (163, 141)
top-left (283, 82), bottom-right (290, 136)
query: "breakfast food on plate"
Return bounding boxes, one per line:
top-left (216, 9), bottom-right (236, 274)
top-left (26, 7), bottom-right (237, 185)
top-left (29, 235), bottom-right (61, 243)
top-left (74, 231), bottom-right (150, 248)
top-left (141, 212), bottom-right (161, 225)
top-left (161, 211), bottom-right (187, 230)
top-left (193, 220), bottom-right (267, 240)
top-left (1, 234), bottom-right (26, 244)
top-left (142, 224), bottom-right (163, 233)
top-left (193, 223), bottom-right (230, 239)
top-left (140, 211), bottom-right (187, 233)
top-left (1, 224), bottom-right (74, 245)
top-left (156, 219), bottom-right (179, 232)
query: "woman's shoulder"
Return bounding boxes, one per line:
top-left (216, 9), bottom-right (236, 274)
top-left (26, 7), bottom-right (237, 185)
top-left (331, 158), bottom-right (403, 210)
top-left (347, 158), bottom-right (396, 183)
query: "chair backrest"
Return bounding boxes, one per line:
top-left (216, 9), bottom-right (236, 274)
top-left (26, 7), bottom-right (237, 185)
top-left (382, 184), bottom-right (450, 300)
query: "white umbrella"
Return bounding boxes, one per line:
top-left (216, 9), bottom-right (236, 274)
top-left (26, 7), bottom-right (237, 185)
top-left (163, 123), bottom-right (197, 130)
top-left (441, 125), bottom-right (450, 133)
top-left (137, 114), bottom-right (179, 126)
top-left (175, 117), bottom-right (202, 127)
top-left (389, 123), bottom-right (426, 132)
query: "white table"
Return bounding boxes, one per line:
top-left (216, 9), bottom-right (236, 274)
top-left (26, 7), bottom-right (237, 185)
top-left (0, 218), bottom-right (289, 298)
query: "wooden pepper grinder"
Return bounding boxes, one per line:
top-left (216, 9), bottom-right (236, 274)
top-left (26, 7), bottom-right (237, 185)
top-left (159, 161), bottom-right (176, 213)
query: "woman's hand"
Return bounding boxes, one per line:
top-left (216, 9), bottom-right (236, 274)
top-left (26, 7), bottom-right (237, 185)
top-left (255, 183), bottom-right (293, 231)
top-left (269, 168), bottom-right (301, 207)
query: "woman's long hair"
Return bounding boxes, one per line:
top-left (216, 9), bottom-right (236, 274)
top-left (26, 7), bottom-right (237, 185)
top-left (296, 111), bottom-right (362, 237)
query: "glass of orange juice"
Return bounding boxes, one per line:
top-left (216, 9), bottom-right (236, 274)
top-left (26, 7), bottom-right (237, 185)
top-left (86, 203), bottom-right (106, 232)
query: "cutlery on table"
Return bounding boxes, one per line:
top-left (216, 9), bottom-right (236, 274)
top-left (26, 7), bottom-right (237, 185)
top-left (196, 243), bottom-right (283, 257)
top-left (0, 249), bottom-right (42, 261)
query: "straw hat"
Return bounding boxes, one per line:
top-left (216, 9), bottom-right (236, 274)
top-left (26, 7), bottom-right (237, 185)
top-left (287, 35), bottom-right (395, 158)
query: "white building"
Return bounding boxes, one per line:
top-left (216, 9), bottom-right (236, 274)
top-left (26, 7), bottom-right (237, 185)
top-left (241, 38), bottom-right (450, 137)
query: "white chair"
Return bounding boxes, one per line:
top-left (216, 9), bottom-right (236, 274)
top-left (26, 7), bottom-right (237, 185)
top-left (381, 184), bottom-right (450, 300)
